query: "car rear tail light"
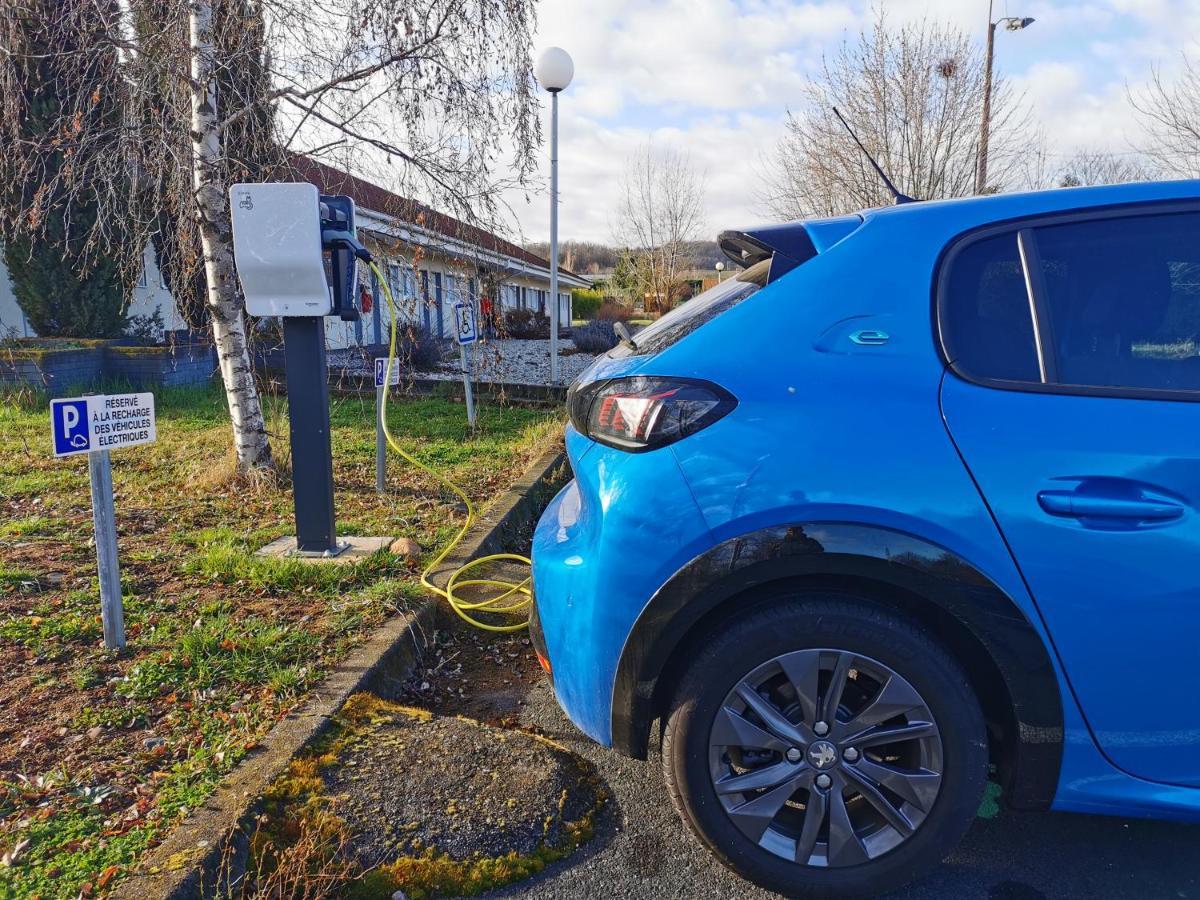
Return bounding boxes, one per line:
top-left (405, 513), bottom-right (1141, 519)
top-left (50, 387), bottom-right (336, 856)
top-left (568, 376), bottom-right (736, 452)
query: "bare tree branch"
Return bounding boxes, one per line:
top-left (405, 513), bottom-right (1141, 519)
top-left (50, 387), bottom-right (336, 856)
top-left (613, 143), bottom-right (706, 315)
top-left (1130, 55), bottom-right (1200, 178)
top-left (758, 8), bottom-right (1033, 220)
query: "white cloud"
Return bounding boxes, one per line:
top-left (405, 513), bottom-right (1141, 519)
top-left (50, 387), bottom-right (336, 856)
top-left (1009, 60), bottom-right (1127, 152)
top-left (506, 106), bottom-right (786, 243)
top-left (536, 0), bottom-right (856, 113)
top-left (502, 0), bottom-right (1200, 245)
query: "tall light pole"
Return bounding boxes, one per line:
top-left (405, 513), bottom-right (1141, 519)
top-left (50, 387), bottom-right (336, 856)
top-left (976, 3), bottom-right (1034, 195)
top-left (535, 47), bottom-right (574, 383)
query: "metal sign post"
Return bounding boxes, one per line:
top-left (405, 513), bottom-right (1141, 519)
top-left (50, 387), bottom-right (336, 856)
top-left (453, 300), bottom-right (478, 430)
top-left (51, 392), bottom-right (157, 651)
top-left (88, 449), bottom-right (124, 650)
top-left (374, 357), bottom-right (400, 494)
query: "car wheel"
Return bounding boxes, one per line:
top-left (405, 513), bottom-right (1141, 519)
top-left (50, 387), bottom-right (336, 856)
top-left (662, 594), bottom-right (987, 898)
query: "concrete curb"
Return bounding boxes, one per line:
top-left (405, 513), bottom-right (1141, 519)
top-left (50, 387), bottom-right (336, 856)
top-left (112, 445), bottom-right (569, 899)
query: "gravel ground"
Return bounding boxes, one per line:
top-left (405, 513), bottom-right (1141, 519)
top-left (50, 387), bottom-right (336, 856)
top-left (401, 623), bottom-right (1200, 900)
top-left (334, 338), bottom-right (599, 387)
top-left (505, 680), bottom-right (1200, 900)
top-left (323, 706), bottom-right (600, 866)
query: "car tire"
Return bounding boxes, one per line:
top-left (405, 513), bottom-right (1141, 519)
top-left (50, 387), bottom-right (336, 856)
top-left (662, 593), bottom-right (987, 898)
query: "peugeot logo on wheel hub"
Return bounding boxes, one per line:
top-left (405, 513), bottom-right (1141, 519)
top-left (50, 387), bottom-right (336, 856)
top-left (807, 740), bottom-right (838, 770)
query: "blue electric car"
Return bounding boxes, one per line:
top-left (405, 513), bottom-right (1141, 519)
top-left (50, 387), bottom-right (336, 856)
top-left (530, 180), bottom-right (1200, 897)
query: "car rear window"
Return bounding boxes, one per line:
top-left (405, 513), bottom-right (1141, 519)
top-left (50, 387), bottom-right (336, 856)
top-left (940, 232), bottom-right (1040, 382)
top-left (612, 259), bottom-right (771, 357)
top-left (940, 205), bottom-right (1200, 395)
top-left (1033, 211), bottom-right (1200, 391)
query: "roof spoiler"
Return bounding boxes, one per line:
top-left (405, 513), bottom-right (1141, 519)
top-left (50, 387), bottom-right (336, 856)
top-left (718, 223), bottom-right (818, 282)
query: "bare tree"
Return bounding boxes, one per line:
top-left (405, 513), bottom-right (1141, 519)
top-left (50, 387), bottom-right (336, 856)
top-left (1055, 150), bottom-right (1157, 187)
top-left (0, 0), bottom-right (540, 472)
top-left (0, 2), bottom-right (144, 283)
top-left (760, 11), bottom-right (1030, 220)
top-left (613, 144), bottom-right (705, 315)
top-left (135, 1), bottom-right (285, 330)
top-left (1131, 54), bottom-right (1200, 178)
top-left (0, 1), bottom-right (140, 337)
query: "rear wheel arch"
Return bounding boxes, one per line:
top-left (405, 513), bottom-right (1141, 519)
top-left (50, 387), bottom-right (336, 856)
top-left (611, 522), bottom-right (1064, 810)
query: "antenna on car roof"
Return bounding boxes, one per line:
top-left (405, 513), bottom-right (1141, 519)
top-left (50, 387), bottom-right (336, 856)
top-left (831, 107), bottom-right (915, 205)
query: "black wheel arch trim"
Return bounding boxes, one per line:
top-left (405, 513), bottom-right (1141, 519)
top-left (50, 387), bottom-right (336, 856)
top-left (611, 521), bottom-right (1064, 811)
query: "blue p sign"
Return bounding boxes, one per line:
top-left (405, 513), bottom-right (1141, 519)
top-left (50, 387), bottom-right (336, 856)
top-left (51, 398), bottom-right (91, 457)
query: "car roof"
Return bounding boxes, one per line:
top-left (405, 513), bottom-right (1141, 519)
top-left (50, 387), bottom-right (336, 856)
top-left (722, 181), bottom-right (1200, 275)
top-left (861, 179), bottom-right (1200, 230)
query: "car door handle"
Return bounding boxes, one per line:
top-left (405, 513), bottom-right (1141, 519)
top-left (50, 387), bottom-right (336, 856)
top-left (1037, 490), bottom-right (1185, 521)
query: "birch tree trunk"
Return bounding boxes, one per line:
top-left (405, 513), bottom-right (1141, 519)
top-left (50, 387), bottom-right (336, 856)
top-left (189, 0), bottom-right (273, 471)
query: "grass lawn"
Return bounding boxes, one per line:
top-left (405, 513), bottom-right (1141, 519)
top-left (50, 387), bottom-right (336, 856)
top-left (0, 384), bottom-right (561, 898)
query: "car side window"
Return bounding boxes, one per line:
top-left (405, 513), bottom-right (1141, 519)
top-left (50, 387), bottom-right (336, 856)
top-left (1032, 211), bottom-right (1200, 392)
top-left (941, 232), bottom-right (1040, 383)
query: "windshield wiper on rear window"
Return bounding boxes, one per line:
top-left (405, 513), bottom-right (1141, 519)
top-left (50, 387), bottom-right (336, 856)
top-left (614, 321), bottom-right (638, 351)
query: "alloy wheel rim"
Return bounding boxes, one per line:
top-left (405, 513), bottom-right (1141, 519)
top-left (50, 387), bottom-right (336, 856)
top-left (707, 648), bottom-right (943, 867)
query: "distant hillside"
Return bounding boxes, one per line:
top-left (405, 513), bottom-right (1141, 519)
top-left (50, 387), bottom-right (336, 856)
top-left (522, 241), bottom-right (618, 275)
top-left (525, 239), bottom-right (723, 275)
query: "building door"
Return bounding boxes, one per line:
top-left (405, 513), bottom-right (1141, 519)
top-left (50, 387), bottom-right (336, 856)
top-left (434, 273), bottom-right (445, 337)
top-left (420, 271), bottom-right (431, 333)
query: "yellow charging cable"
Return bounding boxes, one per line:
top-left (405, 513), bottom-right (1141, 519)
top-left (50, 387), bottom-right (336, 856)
top-left (368, 260), bottom-right (532, 632)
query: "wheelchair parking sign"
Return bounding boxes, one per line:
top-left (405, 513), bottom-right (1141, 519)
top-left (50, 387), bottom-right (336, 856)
top-left (453, 301), bottom-right (477, 345)
top-left (374, 357), bottom-right (400, 388)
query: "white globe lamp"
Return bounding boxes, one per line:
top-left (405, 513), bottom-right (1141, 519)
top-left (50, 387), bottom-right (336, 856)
top-left (536, 47), bottom-right (574, 382)
top-left (536, 47), bottom-right (574, 93)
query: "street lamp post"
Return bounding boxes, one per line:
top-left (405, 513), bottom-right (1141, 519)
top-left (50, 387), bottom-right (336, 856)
top-left (976, 2), bottom-right (1034, 195)
top-left (715, 261), bottom-right (726, 283)
top-left (535, 47), bottom-right (574, 383)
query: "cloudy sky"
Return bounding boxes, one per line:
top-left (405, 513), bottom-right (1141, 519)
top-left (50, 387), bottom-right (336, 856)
top-left (505, 0), bottom-right (1200, 245)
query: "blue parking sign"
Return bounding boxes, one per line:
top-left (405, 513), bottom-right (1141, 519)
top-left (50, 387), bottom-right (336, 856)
top-left (51, 398), bottom-right (91, 456)
top-left (453, 301), bottom-right (477, 345)
top-left (374, 357), bottom-right (399, 388)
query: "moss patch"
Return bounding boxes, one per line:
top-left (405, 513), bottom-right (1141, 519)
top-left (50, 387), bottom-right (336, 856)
top-left (256, 693), bottom-right (605, 898)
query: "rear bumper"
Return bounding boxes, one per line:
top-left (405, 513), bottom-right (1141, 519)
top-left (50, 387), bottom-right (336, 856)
top-left (530, 427), bottom-right (714, 749)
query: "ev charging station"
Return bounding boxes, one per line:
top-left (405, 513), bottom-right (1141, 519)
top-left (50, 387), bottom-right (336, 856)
top-left (230, 182), bottom-right (377, 558)
top-left (231, 181), bottom-right (534, 629)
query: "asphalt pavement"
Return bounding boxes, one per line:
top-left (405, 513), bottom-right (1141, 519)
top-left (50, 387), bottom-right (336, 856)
top-left (490, 677), bottom-right (1199, 900)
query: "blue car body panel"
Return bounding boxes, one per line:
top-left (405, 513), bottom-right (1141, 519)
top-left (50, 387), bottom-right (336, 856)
top-left (941, 378), bottom-right (1200, 787)
top-left (531, 426), bottom-right (715, 744)
top-left (531, 180), bottom-right (1200, 823)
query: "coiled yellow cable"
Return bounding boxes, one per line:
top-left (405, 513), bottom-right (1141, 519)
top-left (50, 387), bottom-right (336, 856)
top-left (369, 260), bottom-right (531, 632)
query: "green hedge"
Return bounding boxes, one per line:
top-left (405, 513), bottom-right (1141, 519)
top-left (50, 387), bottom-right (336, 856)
top-left (571, 288), bottom-right (604, 320)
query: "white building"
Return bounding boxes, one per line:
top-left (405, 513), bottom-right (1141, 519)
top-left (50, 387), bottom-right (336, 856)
top-left (0, 157), bottom-right (589, 348)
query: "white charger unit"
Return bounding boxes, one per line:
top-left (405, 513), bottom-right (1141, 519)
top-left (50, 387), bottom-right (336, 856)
top-left (229, 182), bottom-right (332, 317)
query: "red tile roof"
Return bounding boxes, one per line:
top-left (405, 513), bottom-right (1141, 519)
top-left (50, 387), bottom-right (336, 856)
top-left (289, 155), bottom-right (581, 281)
